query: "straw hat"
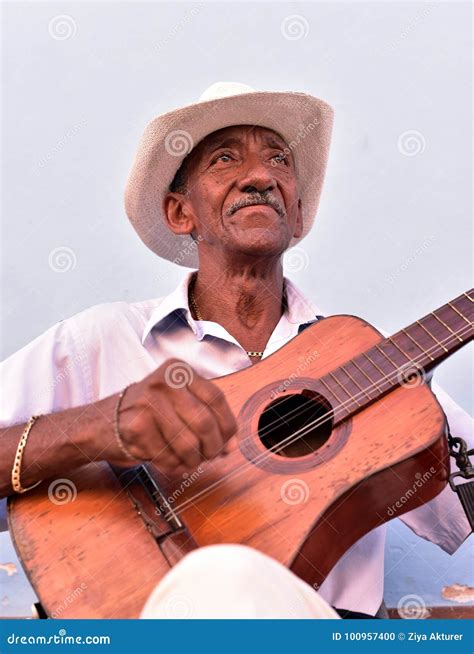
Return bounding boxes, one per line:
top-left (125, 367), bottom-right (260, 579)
top-left (124, 82), bottom-right (334, 268)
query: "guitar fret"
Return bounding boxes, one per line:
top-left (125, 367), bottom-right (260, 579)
top-left (431, 311), bottom-right (463, 342)
top-left (448, 302), bottom-right (471, 326)
top-left (328, 371), bottom-right (362, 406)
top-left (400, 328), bottom-right (435, 361)
top-left (319, 376), bottom-right (345, 405)
top-left (340, 363), bottom-right (371, 400)
top-left (350, 358), bottom-right (383, 393)
top-left (362, 351), bottom-right (386, 379)
top-left (387, 336), bottom-right (413, 363)
top-left (375, 344), bottom-right (398, 369)
top-left (464, 292), bottom-right (474, 303)
top-left (416, 319), bottom-right (448, 352)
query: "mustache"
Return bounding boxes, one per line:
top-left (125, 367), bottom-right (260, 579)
top-left (226, 193), bottom-right (286, 218)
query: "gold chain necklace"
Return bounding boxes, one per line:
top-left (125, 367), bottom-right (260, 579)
top-left (189, 278), bottom-right (264, 358)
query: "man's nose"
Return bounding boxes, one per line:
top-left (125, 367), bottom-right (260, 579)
top-left (237, 157), bottom-right (276, 195)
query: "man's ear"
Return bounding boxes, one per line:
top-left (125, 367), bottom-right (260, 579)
top-left (163, 192), bottom-right (196, 236)
top-left (293, 198), bottom-right (303, 238)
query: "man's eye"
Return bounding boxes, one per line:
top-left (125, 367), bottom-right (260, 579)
top-left (272, 152), bottom-right (289, 165)
top-left (212, 152), bottom-right (233, 163)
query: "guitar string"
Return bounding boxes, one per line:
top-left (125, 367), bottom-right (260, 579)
top-left (231, 292), bottom-right (473, 449)
top-left (163, 322), bottom-right (472, 518)
top-left (188, 292), bottom-right (473, 452)
top-left (164, 323), bottom-right (472, 518)
top-left (229, 307), bottom-right (474, 452)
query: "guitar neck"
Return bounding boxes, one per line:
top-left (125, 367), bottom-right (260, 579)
top-left (320, 290), bottom-right (474, 425)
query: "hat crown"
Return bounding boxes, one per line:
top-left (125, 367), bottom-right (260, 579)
top-left (198, 81), bottom-right (255, 103)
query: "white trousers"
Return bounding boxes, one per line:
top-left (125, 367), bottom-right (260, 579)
top-left (140, 544), bottom-right (341, 619)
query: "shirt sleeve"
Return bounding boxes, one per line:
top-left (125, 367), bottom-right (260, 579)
top-left (398, 380), bottom-right (473, 554)
top-left (0, 318), bottom-right (91, 428)
top-left (0, 318), bottom-right (93, 532)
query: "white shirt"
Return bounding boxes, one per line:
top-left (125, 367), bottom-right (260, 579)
top-left (0, 272), bottom-right (471, 614)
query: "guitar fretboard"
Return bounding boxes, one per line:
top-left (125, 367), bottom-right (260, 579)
top-left (319, 290), bottom-right (474, 424)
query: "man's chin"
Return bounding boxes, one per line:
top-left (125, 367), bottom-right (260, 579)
top-left (230, 238), bottom-right (289, 259)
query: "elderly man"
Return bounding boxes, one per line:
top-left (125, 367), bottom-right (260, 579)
top-left (0, 82), bottom-right (471, 619)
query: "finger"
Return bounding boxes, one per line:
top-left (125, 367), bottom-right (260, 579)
top-left (187, 379), bottom-right (237, 443)
top-left (158, 408), bottom-right (203, 469)
top-left (172, 387), bottom-right (224, 460)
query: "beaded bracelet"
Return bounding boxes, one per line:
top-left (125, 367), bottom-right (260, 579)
top-left (11, 415), bottom-right (43, 493)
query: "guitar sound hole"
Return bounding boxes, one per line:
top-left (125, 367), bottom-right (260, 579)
top-left (258, 390), bottom-right (333, 458)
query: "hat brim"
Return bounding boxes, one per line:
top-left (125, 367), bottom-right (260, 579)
top-left (124, 90), bottom-right (334, 268)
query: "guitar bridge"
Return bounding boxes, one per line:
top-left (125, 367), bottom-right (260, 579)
top-left (111, 464), bottom-right (183, 535)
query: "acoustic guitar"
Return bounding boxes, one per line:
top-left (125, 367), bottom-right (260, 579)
top-left (8, 290), bottom-right (473, 618)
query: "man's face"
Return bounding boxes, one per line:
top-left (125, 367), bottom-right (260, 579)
top-left (164, 125), bottom-right (303, 260)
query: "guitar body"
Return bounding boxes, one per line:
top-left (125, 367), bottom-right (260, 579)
top-left (8, 315), bottom-right (450, 618)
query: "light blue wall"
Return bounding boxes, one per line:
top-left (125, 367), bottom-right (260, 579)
top-left (1, 1), bottom-right (472, 616)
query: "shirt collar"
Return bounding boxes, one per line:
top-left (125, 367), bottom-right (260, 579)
top-left (141, 271), bottom-right (321, 345)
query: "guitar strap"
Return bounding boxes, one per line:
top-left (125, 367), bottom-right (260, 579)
top-left (447, 422), bottom-right (474, 531)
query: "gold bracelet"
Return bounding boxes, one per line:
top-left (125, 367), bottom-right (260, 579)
top-left (114, 385), bottom-right (143, 462)
top-left (12, 415), bottom-right (43, 494)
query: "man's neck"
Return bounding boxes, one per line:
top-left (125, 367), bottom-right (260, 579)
top-left (191, 260), bottom-right (285, 353)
